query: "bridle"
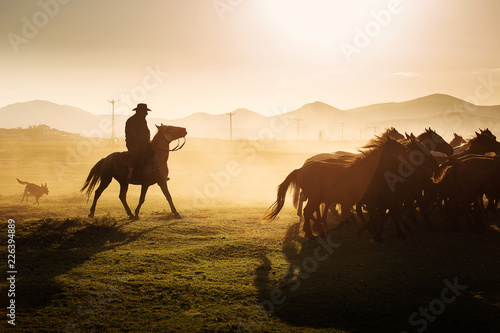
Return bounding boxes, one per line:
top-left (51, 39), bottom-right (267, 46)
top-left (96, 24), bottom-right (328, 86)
top-left (154, 129), bottom-right (186, 152)
top-left (169, 136), bottom-right (186, 151)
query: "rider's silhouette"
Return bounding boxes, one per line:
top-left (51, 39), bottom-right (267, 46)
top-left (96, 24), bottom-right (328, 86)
top-left (125, 103), bottom-right (154, 182)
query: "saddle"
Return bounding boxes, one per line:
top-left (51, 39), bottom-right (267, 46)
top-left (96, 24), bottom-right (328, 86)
top-left (118, 152), bottom-right (170, 181)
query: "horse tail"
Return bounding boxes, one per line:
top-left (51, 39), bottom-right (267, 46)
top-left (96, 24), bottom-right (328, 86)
top-left (263, 168), bottom-right (301, 221)
top-left (81, 158), bottom-right (105, 200)
top-left (293, 185), bottom-right (306, 218)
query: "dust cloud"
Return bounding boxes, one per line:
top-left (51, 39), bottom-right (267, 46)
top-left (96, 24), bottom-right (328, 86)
top-left (1, 137), bottom-right (363, 210)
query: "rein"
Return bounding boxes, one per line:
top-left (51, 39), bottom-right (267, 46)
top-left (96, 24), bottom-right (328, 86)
top-left (153, 131), bottom-right (187, 153)
top-left (170, 137), bottom-right (186, 151)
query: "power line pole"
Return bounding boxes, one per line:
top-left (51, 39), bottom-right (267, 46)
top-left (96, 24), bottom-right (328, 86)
top-left (108, 99), bottom-right (119, 141)
top-left (226, 111), bottom-right (235, 141)
top-left (295, 119), bottom-right (302, 141)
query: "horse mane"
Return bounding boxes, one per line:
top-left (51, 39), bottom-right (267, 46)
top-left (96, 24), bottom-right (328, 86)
top-left (151, 127), bottom-right (162, 146)
top-left (380, 127), bottom-right (397, 138)
top-left (468, 131), bottom-right (485, 145)
top-left (416, 127), bottom-right (436, 139)
top-left (360, 134), bottom-right (388, 151)
top-left (348, 135), bottom-right (388, 166)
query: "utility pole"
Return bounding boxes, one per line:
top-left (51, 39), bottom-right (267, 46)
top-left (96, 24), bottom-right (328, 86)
top-left (108, 99), bottom-right (119, 141)
top-left (226, 111), bottom-right (235, 141)
top-left (295, 119), bottom-right (302, 141)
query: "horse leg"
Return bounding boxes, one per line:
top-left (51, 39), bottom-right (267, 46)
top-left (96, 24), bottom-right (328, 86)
top-left (416, 196), bottom-right (433, 230)
top-left (315, 202), bottom-right (328, 235)
top-left (118, 182), bottom-right (134, 219)
top-left (311, 203), bottom-right (325, 233)
top-left (303, 201), bottom-right (316, 239)
top-left (88, 176), bottom-right (112, 218)
top-left (157, 181), bottom-right (181, 218)
top-left (371, 208), bottom-right (387, 242)
top-left (297, 191), bottom-right (305, 220)
top-left (356, 203), bottom-right (370, 235)
top-left (133, 185), bottom-right (149, 220)
top-left (389, 204), bottom-right (407, 239)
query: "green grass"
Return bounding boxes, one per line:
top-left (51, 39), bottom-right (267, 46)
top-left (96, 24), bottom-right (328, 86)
top-left (1, 195), bottom-right (500, 332)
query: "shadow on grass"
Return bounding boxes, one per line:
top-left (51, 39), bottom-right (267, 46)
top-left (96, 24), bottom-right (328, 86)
top-left (11, 216), bottom-right (164, 311)
top-left (253, 221), bottom-right (500, 333)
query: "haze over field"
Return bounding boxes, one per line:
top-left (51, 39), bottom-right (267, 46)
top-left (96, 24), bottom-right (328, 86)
top-left (2, 94), bottom-right (500, 141)
top-left (2, 0), bottom-right (500, 206)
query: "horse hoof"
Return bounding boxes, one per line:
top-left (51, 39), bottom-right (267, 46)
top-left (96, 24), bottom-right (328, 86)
top-left (173, 213), bottom-right (181, 219)
top-left (88, 213), bottom-right (94, 218)
top-left (129, 215), bottom-right (139, 221)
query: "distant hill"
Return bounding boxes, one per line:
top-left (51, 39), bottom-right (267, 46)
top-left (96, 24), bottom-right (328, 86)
top-left (1, 94), bottom-right (499, 141)
top-left (350, 94), bottom-right (500, 139)
top-left (0, 124), bottom-right (82, 141)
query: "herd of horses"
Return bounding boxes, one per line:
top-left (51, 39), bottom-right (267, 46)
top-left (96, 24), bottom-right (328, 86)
top-left (265, 127), bottom-right (500, 241)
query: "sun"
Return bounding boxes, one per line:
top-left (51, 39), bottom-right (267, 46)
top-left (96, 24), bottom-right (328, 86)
top-left (259, 1), bottom-right (354, 47)
top-left (257, 0), bottom-right (404, 50)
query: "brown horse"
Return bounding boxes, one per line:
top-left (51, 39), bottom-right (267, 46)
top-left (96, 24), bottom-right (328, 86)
top-left (452, 130), bottom-right (500, 157)
top-left (81, 125), bottom-right (187, 219)
top-left (265, 136), bottom-right (409, 239)
top-left (416, 127), bottom-right (454, 156)
top-left (294, 127), bottom-right (405, 222)
top-left (433, 154), bottom-right (500, 230)
top-left (479, 128), bottom-right (496, 140)
top-left (356, 135), bottom-right (439, 240)
top-left (450, 133), bottom-right (467, 149)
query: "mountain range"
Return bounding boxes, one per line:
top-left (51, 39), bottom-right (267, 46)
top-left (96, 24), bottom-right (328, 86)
top-left (1, 94), bottom-right (499, 141)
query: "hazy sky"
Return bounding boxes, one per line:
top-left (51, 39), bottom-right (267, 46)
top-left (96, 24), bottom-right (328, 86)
top-left (1, 0), bottom-right (499, 119)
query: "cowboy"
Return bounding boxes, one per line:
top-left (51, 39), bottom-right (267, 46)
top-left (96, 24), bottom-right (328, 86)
top-left (125, 103), bottom-right (154, 182)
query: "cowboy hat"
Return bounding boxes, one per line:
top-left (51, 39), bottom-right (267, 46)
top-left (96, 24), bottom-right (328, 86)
top-left (133, 103), bottom-right (151, 112)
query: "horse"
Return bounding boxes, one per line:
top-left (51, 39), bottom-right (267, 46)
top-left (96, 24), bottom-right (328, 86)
top-left (264, 136), bottom-right (409, 239)
top-left (355, 135), bottom-right (439, 240)
top-left (479, 128), bottom-right (496, 141)
top-left (433, 154), bottom-right (500, 231)
top-left (452, 130), bottom-right (500, 158)
top-left (81, 125), bottom-right (187, 220)
top-left (450, 133), bottom-right (467, 148)
top-left (416, 127), bottom-right (454, 156)
top-left (294, 127), bottom-right (405, 223)
top-left (385, 127), bottom-right (406, 141)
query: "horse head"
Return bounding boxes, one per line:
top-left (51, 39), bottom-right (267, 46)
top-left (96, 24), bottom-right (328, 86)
top-left (417, 128), bottom-right (453, 156)
top-left (480, 128), bottom-right (496, 141)
top-left (408, 136), bottom-right (439, 173)
top-left (154, 125), bottom-right (187, 152)
top-left (156, 124), bottom-right (187, 142)
top-left (470, 131), bottom-right (500, 154)
top-left (382, 127), bottom-right (405, 141)
top-left (450, 133), bottom-right (467, 148)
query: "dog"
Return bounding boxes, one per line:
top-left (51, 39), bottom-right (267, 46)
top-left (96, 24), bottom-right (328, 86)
top-left (17, 178), bottom-right (49, 204)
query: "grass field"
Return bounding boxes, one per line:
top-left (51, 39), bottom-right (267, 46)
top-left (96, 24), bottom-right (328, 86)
top-left (1, 139), bottom-right (500, 332)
